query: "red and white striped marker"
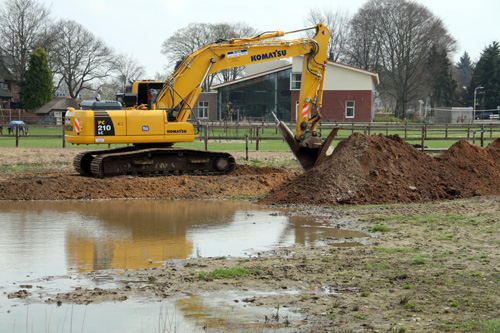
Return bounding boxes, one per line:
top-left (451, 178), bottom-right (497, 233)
top-left (75, 118), bottom-right (80, 134)
top-left (301, 104), bottom-right (310, 117)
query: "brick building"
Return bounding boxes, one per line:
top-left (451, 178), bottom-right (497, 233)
top-left (211, 57), bottom-right (379, 122)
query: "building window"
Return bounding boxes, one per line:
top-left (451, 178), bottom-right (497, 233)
top-left (290, 73), bottom-right (301, 90)
top-left (345, 101), bottom-right (355, 118)
top-left (198, 101), bottom-right (208, 119)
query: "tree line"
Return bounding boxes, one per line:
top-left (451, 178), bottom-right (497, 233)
top-left (0, 0), bottom-right (499, 117)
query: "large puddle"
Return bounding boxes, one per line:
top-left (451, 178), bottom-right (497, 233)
top-left (0, 199), bottom-right (368, 331)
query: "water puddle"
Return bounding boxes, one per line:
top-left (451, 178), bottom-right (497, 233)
top-left (0, 199), bottom-right (368, 331)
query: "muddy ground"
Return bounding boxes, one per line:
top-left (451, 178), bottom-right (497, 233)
top-left (1, 140), bottom-right (500, 332)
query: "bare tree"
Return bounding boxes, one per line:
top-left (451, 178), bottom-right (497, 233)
top-left (348, 0), bottom-right (456, 118)
top-left (304, 7), bottom-right (351, 62)
top-left (113, 53), bottom-right (146, 92)
top-left (161, 22), bottom-right (257, 90)
top-left (0, 0), bottom-right (53, 83)
top-left (51, 20), bottom-right (115, 99)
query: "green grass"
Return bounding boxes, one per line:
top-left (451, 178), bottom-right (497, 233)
top-left (198, 267), bottom-right (255, 280)
top-left (0, 161), bottom-right (71, 174)
top-left (369, 225), bottom-right (392, 232)
top-left (454, 319), bottom-right (500, 332)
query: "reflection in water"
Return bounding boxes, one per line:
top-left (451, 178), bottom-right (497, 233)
top-left (0, 200), bottom-right (369, 278)
top-left (0, 199), bottom-right (370, 332)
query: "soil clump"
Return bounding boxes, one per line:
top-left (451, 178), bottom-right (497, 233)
top-left (261, 133), bottom-right (500, 205)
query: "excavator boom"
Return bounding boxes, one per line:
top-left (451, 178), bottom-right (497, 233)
top-left (64, 23), bottom-right (335, 177)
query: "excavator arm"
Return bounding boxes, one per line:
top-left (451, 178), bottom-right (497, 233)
top-left (156, 24), bottom-right (337, 170)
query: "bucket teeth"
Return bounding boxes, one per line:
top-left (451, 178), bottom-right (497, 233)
top-left (276, 121), bottom-right (338, 172)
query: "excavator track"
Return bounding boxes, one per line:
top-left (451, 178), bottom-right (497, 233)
top-left (75, 146), bottom-right (235, 178)
top-left (73, 146), bottom-right (138, 176)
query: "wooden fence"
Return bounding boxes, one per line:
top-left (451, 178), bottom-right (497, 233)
top-left (1, 121), bottom-right (499, 151)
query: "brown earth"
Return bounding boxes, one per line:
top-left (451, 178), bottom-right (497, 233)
top-left (261, 133), bottom-right (500, 206)
top-left (2, 139), bottom-right (500, 332)
top-left (0, 149), bottom-right (299, 201)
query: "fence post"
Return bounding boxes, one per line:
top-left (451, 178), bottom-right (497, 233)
top-left (15, 124), bottom-right (19, 147)
top-left (472, 130), bottom-right (476, 145)
top-left (256, 126), bottom-right (260, 151)
top-left (245, 134), bottom-right (249, 161)
top-left (445, 123), bottom-right (448, 139)
top-left (204, 124), bottom-right (209, 151)
top-left (421, 125), bottom-right (425, 152)
top-left (481, 124), bottom-right (485, 147)
top-left (404, 123), bottom-right (407, 139)
top-left (62, 121), bottom-right (66, 148)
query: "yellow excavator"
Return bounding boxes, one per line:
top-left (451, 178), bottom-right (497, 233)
top-left (64, 23), bottom-right (337, 177)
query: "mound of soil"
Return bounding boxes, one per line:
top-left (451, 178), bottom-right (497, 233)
top-left (261, 133), bottom-right (500, 205)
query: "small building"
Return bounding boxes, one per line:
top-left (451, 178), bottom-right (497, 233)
top-left (0, 60), bottom-right (20, 109)
top-left (211, 57), bottom-right (379, 122)
top-left (36, 97), bottom-right (79, 125)
top-left (433, 107), bottom-right (473, 124)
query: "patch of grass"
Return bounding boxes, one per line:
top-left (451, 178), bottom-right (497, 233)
top-left (403, 284), bottom-right (414, 289)
top-left (369, 225), bottom-right (392, 232)
top-left (412, 258), bottom-right (426, 265)
top-left (399, 293), bottom-right (413, 305)
top-left (365, 260), bottom-right (390, 270)
top-left (0, 161), bottom-right (71, 174)
top-left (360, 291), bottom-right (371, 297)
top-left (352, 313), bottom-right (366, 320)
top-left (198, 267), bottom-right (255, 280)
top-left (455, 319), bottom-right (500, 332)
top-left (404, 302), bottom-right (416, 310)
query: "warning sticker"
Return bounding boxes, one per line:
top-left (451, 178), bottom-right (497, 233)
top-left (227, 50), bottom-right (248, 58)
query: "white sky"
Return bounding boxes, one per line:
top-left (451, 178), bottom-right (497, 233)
top-left (44, 0), bottom-right (499, 78)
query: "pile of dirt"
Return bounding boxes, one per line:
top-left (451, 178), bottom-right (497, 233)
top-left (0, 165), bottom-right (298, 201)
top-left (261, 133), bottom-right (500, 205)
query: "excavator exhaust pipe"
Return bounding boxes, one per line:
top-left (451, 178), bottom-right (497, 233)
top-left (276, 121), bottom-right (339, 172)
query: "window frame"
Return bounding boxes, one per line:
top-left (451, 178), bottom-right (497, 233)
top-left (290, 73), bottom-right (301, 90)
top-left (345, 100), bottom-right (355, 118)
top-left (197, 101), bottom-right (209, 119)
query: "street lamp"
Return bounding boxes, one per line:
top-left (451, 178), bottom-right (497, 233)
top-left (474, 86), bottom-right (484, 121)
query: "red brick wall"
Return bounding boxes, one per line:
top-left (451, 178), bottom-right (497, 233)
top-left (291, 90), bottom-right (373, 122)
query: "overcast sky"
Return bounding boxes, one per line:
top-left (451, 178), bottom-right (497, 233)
top-left (46, 0), bottom-right (499, 78)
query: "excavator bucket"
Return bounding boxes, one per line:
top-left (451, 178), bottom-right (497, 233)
top-left (276, 121), bottom-right (339, 172)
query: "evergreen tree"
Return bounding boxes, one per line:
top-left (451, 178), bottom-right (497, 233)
top-left (426, 45), bottom-right (457, 107)
top-left (469, 42), bottom-right (500, 110)
top-left (454, 52), bottom-right (474, 106)
top-left (22, 47), bottom-right (53, 110)
top-left (456, 52), bottom-right (474, 89)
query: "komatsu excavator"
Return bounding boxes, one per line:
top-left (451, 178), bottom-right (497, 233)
top-left (64, 23), bottom-right (337, 177)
